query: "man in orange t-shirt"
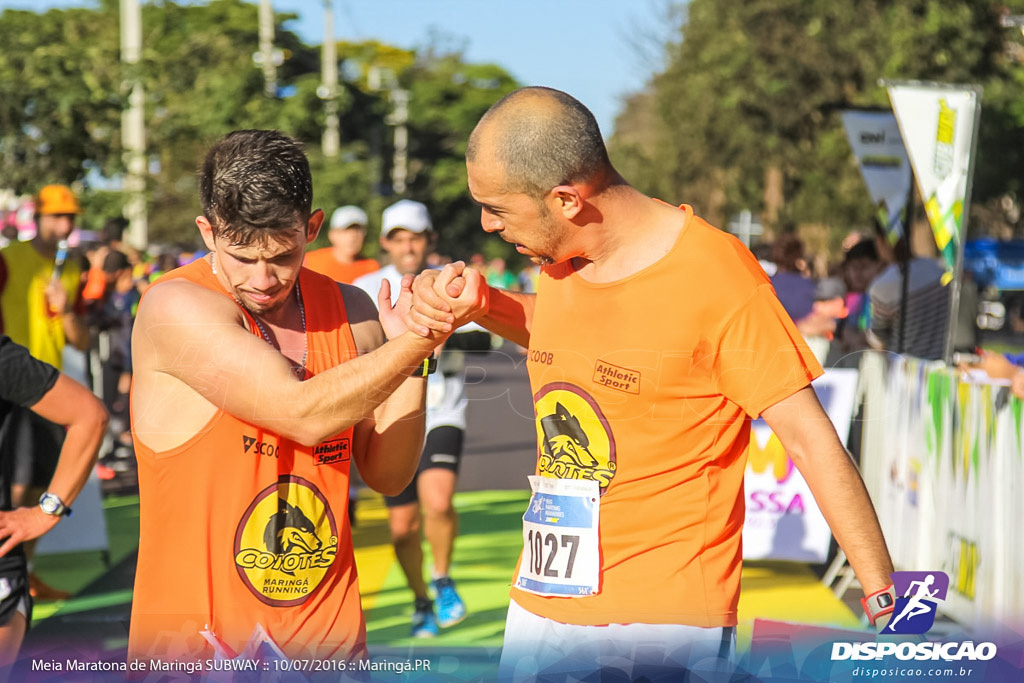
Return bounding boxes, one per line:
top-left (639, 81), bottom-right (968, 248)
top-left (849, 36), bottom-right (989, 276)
top-left (303, 205), bottom-right (379, 284)
top-left (128, 130), bottom-right (485, 669)
top-left (412, 87), bottom-right (896, 682)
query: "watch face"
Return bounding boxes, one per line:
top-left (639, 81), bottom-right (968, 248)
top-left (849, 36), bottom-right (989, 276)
top-left (40, 495), bottom-right (61, 515)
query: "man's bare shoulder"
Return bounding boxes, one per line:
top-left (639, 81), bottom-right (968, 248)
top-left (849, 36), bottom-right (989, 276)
top-left (338, 282), bottom-right (385, 353)
top-left (137, 277), bottom-right (240, 326)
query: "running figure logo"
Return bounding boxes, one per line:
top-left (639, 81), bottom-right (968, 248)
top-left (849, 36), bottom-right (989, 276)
top-left (885, 571), bottom-right (949, 634)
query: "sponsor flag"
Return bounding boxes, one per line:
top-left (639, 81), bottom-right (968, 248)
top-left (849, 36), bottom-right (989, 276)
top-left (841, 110), bottom-right (912, 243)
top-left (886, 83), bottom-right (982, 271)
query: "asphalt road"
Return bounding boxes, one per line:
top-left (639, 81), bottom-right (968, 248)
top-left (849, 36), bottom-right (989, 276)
top-left (457, 341), bottom-right (538, 492)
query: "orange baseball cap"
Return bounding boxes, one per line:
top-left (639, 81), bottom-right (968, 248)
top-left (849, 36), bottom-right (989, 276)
top-left (35, 184), bottom-right (82, 215)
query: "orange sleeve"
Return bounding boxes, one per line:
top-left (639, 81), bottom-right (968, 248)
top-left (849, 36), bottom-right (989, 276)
top-left (82, 267), bottom-right (106, 301)
top-left (711, 283), bottom-right (823, 418)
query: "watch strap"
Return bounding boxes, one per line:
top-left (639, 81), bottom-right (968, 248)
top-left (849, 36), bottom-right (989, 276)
top-left (414, 357), bottom-right (438, 377)
top-left (861, 584), bottom-right (896, 626)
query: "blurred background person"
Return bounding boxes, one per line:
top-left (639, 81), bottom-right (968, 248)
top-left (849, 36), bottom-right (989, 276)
top-left (355, 199), bottom-right (483, 638)
top-left (0, 334), bottom-right (106, 680)
top-left (828, 237), bottom-right (884, 367)
top-left (867, 227), bottom-right (949, 361)
top-left (769, 233), bottom-right (816, 324)
top-left (0, 184), bottom-right (91, 600)
top-left (304, 205), bottom-right (379, 284)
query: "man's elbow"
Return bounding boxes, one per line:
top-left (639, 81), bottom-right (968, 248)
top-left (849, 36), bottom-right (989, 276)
top-left (77, 397), bottom-right (109, 456)
top-left (365, 473), bottom-right (414, 498)
top-left (288, 421), bottom-right (359, 449)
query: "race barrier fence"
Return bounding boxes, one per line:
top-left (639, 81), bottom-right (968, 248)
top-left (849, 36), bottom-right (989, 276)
top-left (858, 350), bottom-right (1022, 631)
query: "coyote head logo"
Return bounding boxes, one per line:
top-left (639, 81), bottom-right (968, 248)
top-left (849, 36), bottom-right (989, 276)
top-left (264, 498), bottom-right (322, 574)
top-left (540, 402), bottom-right (599, 468)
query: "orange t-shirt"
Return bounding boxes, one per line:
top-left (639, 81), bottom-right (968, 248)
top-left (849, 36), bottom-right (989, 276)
top-left (303, 248), bottom-right (379, 284)
top-left (511, 205), bottom-right (822, 627)
top-left (129, 258), bottom-right (365, 663)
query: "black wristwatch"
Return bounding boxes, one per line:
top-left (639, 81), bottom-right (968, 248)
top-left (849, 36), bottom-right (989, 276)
top-left (39, 492), bottom-right (72, 518)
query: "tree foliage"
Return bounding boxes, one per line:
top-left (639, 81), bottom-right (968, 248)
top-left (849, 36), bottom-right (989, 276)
top-left (610, 0), bottom-right (1024, 251)
top-left (0, 0), bottom-right (518, 256)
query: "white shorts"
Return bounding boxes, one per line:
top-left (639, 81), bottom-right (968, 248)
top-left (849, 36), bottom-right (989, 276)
top-left (498, 599), bottom-right (736, 682)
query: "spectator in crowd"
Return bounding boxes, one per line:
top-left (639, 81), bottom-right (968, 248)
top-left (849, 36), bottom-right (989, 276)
top-left (304, 205), bottom-right (379, 284)
top-left (0, 335), bottom-right (106, 680)
top-left (485, 256), bottom-right (519, 291)
top-left (867, 228), bottom-right (949, 360)
top-left (836, 239), bottom-right (883, 353)
top-left (0, 184), bottom-right (91, 600)
top-left (518, 263), bottom-right (541, 294)
top-left (87, 249), bottom-right (139, 467)
top-left (0, 226), bottom-right (17, 249)
top-left (751, 242), bottom-right (777, 277)
top-left (800, 275), bottom-right (848, 364)
top-left (769, 233), bottom-right (816, 323)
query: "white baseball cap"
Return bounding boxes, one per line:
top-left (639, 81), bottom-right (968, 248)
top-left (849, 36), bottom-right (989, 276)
top-left (329, 205), bottom-right (369, 230)
top-left (382, 199), bottom-right (432, 237)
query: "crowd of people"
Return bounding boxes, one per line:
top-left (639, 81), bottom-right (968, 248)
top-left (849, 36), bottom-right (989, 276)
top-left (753, 226), bottom-right (978, 370)
top-left (0, 86), bottom-right (1010, 681)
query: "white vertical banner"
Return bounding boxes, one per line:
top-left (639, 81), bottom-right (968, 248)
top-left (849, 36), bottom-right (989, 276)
top-left (886, 83), bottom-right (981, 272)
top-left (841, 110), bottom-right (913, 243)
top-left (743, 369), bottom-right (858, 562)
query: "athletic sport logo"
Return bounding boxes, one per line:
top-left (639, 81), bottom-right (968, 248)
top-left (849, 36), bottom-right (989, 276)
top-left (234, 475), bottom-right (338, 606)
top-left (534, 382), bottom-right (617, 493)
top-left (885, 571), bottom-right (949, 634)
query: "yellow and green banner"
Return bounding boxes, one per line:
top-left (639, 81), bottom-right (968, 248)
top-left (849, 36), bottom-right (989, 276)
top-left (886, 84), bottom-right (981, 272)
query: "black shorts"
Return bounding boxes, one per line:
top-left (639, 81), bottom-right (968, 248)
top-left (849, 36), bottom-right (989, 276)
top-left (383, 426), bottom-right (464, 508)
top-left (0, 555), bottom-right (31, 628)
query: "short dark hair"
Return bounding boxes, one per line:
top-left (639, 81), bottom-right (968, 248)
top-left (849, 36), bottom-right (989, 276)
top-left (102, 248), bottom-right (130, 274)
top-left (771, 233), bottom-right (805, 273)
top-left (102, 217), bottom-right (128, 243)
top-left (844, 238), bottom-right (879, 263)
top-left (467, 87), bottom-right (611, 200)
top-left (199, 130), bottom-right (313, 244)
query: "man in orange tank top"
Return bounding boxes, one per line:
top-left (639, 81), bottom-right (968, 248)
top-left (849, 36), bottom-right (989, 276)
top-left (303, 204), bottom-right (379, 284)
top-left (128, 130), bottom-right (486, 670)
top-left (411, 88), bottom-right (896, 682)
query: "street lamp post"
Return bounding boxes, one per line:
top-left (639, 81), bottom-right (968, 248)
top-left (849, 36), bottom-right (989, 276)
top-left (120, 0), bottom-right (148, 250)
top-left (321, 0), bottom-right (340, 158)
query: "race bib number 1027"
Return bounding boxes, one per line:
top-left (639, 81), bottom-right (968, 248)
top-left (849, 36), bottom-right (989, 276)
top-left (515, 475), bottom-right (600, 597)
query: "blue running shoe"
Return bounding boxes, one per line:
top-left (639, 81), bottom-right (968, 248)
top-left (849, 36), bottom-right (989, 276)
top-left (431, 576), bottom-right (467, 628)
top-left (411, 598), bottom-right (438, 638)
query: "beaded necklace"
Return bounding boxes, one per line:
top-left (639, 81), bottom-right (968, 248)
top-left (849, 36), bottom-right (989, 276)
top-left (210, 253), bottom-right (307, 379)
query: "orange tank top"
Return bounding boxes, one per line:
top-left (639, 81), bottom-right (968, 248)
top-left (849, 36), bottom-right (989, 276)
top-left (128, 257), bottom-right (366, 663)
top-left (511, 205), bottom-right (821, 627)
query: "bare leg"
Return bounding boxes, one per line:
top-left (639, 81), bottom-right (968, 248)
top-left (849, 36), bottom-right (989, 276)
top-left (417, 469), bottom-right (458, 577)
top-left (0, 612), bottom-right (26, 683)
top-left (387, 503), bottom-right (429, 600)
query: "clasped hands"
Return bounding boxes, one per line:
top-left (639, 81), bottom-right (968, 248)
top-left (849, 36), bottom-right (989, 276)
top-left (378, 262), bottom-right (489, 340)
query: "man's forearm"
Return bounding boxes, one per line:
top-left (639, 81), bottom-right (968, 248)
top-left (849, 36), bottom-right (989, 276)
top-left (276, 330), bottom-right (439, 447)
top-left (63, 312), bottom-right (90, 351)
top-left (358, 376), bottom-right (428, 495)
top-left (478, 288), bottom-right (534, 348)
top-left (794, 443), bottom-right (894, 593)
top-left (34, 375), bottom-right (108, 506)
